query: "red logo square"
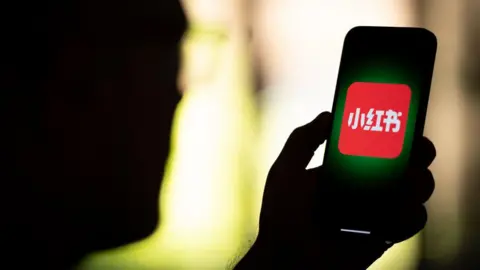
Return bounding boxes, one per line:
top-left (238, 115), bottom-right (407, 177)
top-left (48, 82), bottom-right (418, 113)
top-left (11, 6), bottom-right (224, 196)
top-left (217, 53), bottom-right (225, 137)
top-left (338, 82), bottom-right (412, 159)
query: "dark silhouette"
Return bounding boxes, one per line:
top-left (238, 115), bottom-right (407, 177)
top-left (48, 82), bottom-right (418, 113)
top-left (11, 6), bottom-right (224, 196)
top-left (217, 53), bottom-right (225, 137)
top-left (2, 0), bottom-right (436, 269)
top-left (235, 112), bottom-right (436, 269)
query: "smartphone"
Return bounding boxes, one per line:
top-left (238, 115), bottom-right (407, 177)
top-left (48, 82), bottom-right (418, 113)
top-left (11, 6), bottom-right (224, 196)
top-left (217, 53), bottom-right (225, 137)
top-left (321, 26), bottom-right (437, 234)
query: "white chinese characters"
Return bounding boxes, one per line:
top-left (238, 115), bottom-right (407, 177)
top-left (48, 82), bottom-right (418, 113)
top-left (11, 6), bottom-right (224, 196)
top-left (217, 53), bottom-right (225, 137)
top-left (347, 108), bottom-right (403, 132)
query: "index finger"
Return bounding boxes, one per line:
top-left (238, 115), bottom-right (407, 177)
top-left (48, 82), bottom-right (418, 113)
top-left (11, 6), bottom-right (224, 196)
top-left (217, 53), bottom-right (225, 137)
top-left (410, 136), bottom-right (436, 168)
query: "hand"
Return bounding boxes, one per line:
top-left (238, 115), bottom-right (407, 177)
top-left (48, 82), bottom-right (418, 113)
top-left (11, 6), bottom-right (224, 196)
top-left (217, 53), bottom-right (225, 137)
top-left (236, 111), bottom-right (436, 269)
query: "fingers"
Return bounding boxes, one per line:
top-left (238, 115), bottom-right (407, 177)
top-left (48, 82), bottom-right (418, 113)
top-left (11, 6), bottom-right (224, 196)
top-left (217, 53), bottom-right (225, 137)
top-left (273, 112), bottom-right (332, 172)
top-left (404, 167), bottom-right (435, 204)
top-left (410, 136), bottom-right (436, 168)
top-left (397, 136), bottom-right (436, 204)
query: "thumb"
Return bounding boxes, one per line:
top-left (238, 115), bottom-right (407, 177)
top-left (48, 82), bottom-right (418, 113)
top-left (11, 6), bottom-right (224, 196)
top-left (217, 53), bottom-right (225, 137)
top-left (273, 111), bottom-right (332, 172)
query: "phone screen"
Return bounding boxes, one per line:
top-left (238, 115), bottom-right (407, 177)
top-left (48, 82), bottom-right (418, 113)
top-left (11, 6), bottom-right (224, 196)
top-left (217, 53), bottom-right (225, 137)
top-left (321, 27), bottom-right (437, 232)
top-left (323, 26), bottom-right (437, 192)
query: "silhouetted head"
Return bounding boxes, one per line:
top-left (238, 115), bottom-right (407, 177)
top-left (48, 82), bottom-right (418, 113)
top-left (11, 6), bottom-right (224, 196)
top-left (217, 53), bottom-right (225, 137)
top-left (2, 0), bottom-right (186, 267)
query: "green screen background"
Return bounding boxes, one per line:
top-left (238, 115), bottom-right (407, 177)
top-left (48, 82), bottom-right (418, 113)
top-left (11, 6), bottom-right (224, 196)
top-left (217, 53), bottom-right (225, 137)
top-left (323, 27), bottom-right (436, 190)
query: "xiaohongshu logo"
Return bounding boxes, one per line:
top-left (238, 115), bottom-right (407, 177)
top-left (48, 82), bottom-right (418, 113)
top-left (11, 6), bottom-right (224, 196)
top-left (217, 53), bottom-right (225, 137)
top-left (347, 108), bottom-right (403, 133)
top-left (338, 82), bottom-right (412, 159)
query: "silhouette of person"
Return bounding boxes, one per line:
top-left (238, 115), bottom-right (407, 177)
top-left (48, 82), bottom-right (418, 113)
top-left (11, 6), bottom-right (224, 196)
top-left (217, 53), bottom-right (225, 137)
top-left (2, 0), bottom-right (436, 269)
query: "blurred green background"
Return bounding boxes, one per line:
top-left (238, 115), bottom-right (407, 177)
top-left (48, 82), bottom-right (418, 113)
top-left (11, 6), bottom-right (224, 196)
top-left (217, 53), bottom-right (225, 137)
top-left (77, 0), bottom-right (480, 269)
